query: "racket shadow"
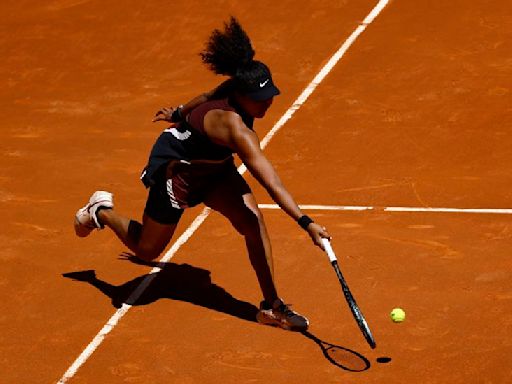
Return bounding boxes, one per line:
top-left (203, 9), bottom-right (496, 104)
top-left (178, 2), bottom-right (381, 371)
top-left (301, 331), bottom-right (371, 372)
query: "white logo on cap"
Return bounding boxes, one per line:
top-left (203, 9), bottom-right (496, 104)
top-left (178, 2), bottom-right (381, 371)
top-left (259, 79), bottom-right (270, 88)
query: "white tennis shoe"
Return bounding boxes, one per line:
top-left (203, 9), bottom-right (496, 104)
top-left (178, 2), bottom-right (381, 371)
top-left (74, 191), bottom-right (113, 237)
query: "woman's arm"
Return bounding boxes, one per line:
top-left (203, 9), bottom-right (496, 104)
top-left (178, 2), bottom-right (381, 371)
top-left (153, 79), bottom-right (234, 123)
top-left (152, 94), bottom-right (207, 123)
top-left (204, 110), bottom-right (330, 247)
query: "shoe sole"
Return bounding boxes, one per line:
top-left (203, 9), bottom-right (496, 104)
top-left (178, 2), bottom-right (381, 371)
top-left (256, 313), bottom-right (308, 332)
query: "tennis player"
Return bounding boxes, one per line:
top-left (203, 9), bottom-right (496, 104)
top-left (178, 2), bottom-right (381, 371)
top-left (74, 17), bottom-right (330, 331)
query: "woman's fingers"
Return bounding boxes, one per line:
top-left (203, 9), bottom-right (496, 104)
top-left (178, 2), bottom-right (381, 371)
top-left (307, 223), bottom-right (331, 250)
top-left (320, 227), bottom-right (331, 240)
top-left (152, 107), bottom-right (175, 122)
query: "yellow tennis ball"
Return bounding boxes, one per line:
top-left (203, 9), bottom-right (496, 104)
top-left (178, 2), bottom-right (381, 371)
top-left (390, 308), bottom-right (406, 323)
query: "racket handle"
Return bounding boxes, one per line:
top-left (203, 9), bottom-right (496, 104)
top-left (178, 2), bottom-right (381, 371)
top-left (321, 238), bottom-right (338, 263)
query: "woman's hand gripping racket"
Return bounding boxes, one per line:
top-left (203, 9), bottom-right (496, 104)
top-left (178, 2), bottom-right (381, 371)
top-left (321, 238), bottom-right (376, 349)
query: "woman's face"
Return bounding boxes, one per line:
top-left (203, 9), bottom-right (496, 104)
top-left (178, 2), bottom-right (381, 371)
top-left (236, 94), bottom-right (274, 118)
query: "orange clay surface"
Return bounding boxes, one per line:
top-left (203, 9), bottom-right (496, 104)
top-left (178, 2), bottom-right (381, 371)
top-left (1, 0), bottom-right (512, 383)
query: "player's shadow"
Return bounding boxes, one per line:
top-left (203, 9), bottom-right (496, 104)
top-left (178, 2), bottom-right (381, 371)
top-left (62, 254), bottom-right (258, 322)
top-left (63, 253), bottom-right (370, 372)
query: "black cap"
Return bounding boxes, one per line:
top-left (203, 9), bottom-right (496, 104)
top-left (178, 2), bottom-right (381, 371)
top-left (235, 61), bottom-right (280, 101)
top-left (245, 76), bottom-right (280, 101)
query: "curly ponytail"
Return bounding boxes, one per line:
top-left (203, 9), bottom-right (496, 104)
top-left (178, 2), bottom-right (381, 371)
top-left (200, 17), bottom-right (280, 101)
top-left (200, 17), bottom-right (255, 76)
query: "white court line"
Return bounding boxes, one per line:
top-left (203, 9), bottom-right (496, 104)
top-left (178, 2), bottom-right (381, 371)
top-left (57, 1), bottom-right (390, 382)
top-left (57, 209), bottom-right (212, 383)
top-left (259, 204), bottom-right (374, 211)
top-left (258, 204), bottom-right (512, 214)
top-left (384, 207), bottom-right (512, 214)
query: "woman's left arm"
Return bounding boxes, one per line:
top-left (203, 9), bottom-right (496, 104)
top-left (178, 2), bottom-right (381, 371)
top-left (153, 79), bottom-right (234, 123)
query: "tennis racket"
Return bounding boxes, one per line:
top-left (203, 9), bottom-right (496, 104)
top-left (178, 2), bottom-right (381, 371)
top-left (321, 238), bottom-right (376, 349)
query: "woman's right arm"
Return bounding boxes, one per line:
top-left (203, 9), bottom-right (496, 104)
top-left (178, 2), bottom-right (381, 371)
top-left (153, 79), bottom-right (234, 123)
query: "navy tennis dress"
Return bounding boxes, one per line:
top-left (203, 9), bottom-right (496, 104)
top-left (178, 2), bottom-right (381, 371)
top-left (141, 97), bottom-right (253, 224)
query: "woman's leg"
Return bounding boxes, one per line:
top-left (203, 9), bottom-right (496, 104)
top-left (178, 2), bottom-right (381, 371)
top-left (202, 171), bottom-right (309, 331)
top-left (97, 210), bottom-right (177, 261)
top-left (203, 175), bottom-right (278, 304)
top-left (91, 177), bottom-right (184, 261)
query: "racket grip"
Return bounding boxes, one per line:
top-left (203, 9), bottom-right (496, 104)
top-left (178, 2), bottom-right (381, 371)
top-left (321, 238), bottom-right (338, 262)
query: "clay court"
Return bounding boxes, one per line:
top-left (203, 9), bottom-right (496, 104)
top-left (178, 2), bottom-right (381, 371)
top-left (1, 0), bottom-right (511, 383)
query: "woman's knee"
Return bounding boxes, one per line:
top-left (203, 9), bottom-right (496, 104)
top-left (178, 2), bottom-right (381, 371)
top-left (136, 215), bottom-right (176, 261)
top-left (136, 243), bottom-right (163, 261)
top-left (231, 208), bottom-right (264, 237)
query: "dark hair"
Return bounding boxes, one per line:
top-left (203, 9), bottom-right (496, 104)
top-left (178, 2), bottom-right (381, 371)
top-left (200, 17), bottom-right (274, 96)
top-left (200, 16), bottom-right (255, 76)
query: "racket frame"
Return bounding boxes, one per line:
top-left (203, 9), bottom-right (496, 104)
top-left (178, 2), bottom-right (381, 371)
top-left (321, 238), bottom-right (376, 349)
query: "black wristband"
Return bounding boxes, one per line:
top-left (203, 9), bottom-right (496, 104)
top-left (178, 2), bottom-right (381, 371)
top-left (170, 105), bottom-right (184, 122)
top-left (297, 215), bottom-right (314, 230)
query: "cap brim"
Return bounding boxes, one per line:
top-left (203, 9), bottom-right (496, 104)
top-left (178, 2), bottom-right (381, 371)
top-left (246, 84), bottom-right (280, 101)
